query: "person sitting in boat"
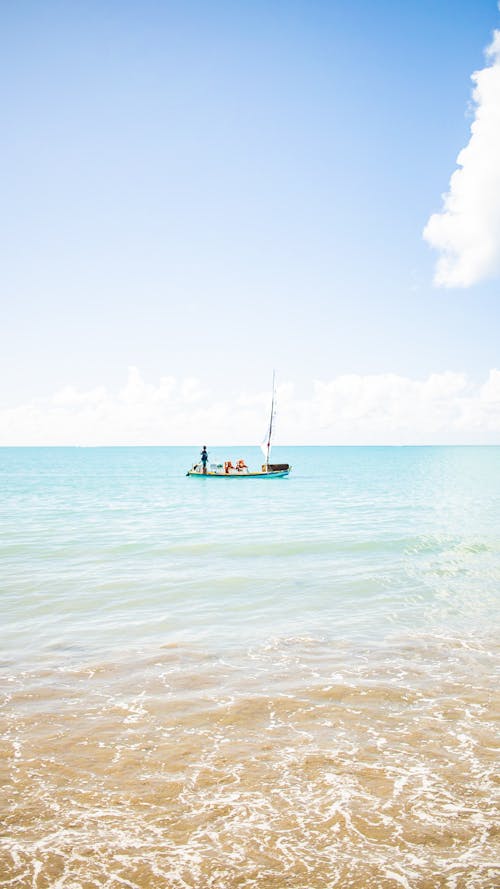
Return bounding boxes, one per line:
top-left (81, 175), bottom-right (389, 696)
top-left (224, 460), bottom-right (234, 474)
top-left (236, 459), bottom-right (247, 472)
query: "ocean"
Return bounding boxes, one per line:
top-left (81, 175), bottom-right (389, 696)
top-left (1, 446), bottom-right (499, 888)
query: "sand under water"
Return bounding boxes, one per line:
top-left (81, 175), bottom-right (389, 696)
top-left (1, 446), bottom-right (499, 887)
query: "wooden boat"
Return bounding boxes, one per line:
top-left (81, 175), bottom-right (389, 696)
top-left (186, 374), bottom-right (291, 478)
top-left (186, 462), bottom-right (290, 478)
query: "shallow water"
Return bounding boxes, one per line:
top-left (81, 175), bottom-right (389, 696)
top-left (1, 446), bottom-right (499, 887)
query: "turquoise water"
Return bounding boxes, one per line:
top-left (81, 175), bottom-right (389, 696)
top-left (1, 447), bottom-right (499, 888)
top-left (2, 446), bottom-right (499, 666)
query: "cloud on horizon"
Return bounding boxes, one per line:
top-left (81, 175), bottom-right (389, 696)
top-left (423, 29), bottom-right (500, 287)
top-left (1, 367), bottom-right (500, 446)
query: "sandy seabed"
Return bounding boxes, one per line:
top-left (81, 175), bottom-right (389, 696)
top-left (1, 638), bottom-right (499, 889)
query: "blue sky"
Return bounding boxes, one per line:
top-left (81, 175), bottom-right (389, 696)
top-left (1, 0), bottom-right (500, 443)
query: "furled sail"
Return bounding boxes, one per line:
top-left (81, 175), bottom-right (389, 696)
top-left (260, 372), bottom-right (276, 466)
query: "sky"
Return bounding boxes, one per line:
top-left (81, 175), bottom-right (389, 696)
top-left (1, 0), bottom-right (500, 445)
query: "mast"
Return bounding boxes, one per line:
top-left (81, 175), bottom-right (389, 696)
top-left (265, 370), bottom-right (276, 470)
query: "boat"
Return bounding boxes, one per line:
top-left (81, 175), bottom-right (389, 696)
top-left (186, 373), bottom-right (291, 478)
top-left (186, 463), bottom-right (290, 478)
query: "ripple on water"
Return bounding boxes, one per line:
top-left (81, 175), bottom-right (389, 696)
top-left (1, 634), bottom-right (499, 889)
top-left (1, 446), bottom-right (500, 886)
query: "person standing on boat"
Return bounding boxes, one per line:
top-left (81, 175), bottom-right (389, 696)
top-left (201, 445), bottom-right (208, 474)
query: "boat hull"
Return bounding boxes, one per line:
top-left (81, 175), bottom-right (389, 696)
top-left (187, 469), bottom-right (290, 478)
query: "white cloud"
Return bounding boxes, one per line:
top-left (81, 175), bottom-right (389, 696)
top-left (423, 29), bottom-right (500, 287)
top-left (52, 385), bottom-right (108, 406)
top-left (1, 368), bottom-right (500, 446)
